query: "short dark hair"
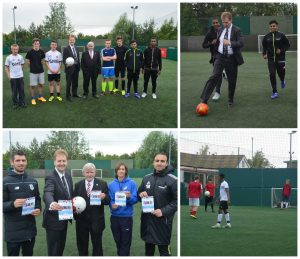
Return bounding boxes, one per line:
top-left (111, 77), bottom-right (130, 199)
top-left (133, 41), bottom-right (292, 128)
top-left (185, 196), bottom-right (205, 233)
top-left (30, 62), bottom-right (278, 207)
top-left (219, 173), bottom-right (225, 179)
top-left (116, 36), bottom-right (123, 41)
top-left (212, 17), bottom-right (219, 21)
top-left (51, 40), bottom-right (57, 44)
top-left (114, 162), bottom-right (128, 178)
top-left (130, 39), bottom-right (137, 44)
top-left (154, 152), bottom-right (168, 162)
top-left (10, 150), bottom-right (26, 161)
top-left (269, 20), bottom-right (278, 25)
top-left (194, 175), bottom-right (200, 180)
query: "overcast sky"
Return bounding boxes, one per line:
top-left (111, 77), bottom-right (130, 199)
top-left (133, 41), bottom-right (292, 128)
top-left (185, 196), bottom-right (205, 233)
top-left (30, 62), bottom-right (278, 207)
top-left (2, 130), bottom-right (177, 156)
top-left (181, 130), bottom-right (297, 168)
top-left (3, 2), bottom-right (177, 35)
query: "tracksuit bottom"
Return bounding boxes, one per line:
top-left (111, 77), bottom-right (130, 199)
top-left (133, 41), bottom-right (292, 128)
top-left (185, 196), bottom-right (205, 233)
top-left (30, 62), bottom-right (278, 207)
top-left (143, 69), bottom-right (158, 94)
top-left (110, 216), bottom-right (133, 256)
top-left (267, 59), bottom-right (286, 93)
top-left (145, 242), bottom-right (171, 256)
top-left (6, 237), bottom-right (35, 256)
top-left (126, 69), bottom-right (140, 94)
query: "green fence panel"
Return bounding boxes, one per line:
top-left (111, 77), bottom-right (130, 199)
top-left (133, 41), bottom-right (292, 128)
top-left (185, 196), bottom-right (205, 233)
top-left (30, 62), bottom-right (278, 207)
top-left (41, 38), bottom-right (52, 47)
top-left (233, 16), bottom-right (250, 35)
top-left (3, 46), bottom-right (10, 55)
top-left (167, 48), bottom-right (177, 61)
top-left (293, 16), bottom-right (297, 34)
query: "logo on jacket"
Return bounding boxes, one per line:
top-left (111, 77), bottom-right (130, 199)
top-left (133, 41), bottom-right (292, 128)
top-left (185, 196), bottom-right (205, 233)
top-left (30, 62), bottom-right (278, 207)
top-left (14, 186), bottom-right (20, 190)
top-left (29, 184), bottom-right (34, 190)
top-left (123, 186), bottom-right (128, 190)
top-left (146, 181), bottom-right (151, 189)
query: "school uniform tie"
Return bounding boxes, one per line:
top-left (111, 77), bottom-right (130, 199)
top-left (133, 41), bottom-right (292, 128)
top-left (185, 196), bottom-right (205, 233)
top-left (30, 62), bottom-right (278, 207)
top-left (223, 28), bottom-right (229, 55)
top-left (62, 175), bottom-right (71, 199)
top-left (87, 181), bottom-right (91, 197)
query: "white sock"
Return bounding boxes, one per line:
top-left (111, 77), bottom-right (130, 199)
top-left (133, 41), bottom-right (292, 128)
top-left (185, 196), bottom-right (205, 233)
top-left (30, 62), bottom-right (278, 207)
top-left (281, 201), bottom-right (283, 208)
top-left (217, 213), bottom-right (223, 223)
top-left (225, 213), bottom-right (230, 223)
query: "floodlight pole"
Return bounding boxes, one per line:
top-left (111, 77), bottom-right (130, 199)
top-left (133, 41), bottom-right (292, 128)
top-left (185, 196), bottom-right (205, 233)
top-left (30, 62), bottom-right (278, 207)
top-left (13, 6), bottom-right (17, 44)
top-left (288, 131), bottom-right (296, 168)
top-left (131, 6), bottom-right (138, 40)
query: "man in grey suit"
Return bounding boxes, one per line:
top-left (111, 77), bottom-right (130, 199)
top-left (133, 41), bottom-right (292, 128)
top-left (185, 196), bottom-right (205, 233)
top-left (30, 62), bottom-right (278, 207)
top-left (200, 11), bottom-right (244, 108)
top-left (42, 149), bottom-right (73, 256)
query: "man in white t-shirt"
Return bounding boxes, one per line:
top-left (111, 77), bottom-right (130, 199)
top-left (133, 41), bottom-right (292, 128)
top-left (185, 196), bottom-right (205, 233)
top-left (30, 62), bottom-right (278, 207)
top-left (45, 40), bottom-right (62, 102)
top-left (5, 44), bottom-right (26, 109)
top-left (212, 173), bottom-right (231, 228)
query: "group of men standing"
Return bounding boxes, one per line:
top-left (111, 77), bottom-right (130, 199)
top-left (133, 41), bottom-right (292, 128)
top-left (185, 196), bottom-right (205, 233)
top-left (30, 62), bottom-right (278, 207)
top-left (3, 150), bottom-right (177, 256)
top-left (200, 11), bottom-right (290, 108)
top-left (5, 35), bottom-right (162, 108)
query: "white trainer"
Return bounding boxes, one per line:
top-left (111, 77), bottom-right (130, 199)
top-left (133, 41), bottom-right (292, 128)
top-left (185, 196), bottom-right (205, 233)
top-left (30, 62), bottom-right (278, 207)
top-left (212, 92), bottom-right (220, 101)
top-left (223, 223), bottom-right (231, 228)
top-left (152, 93), bottom-right (157, 99)
top-left (141, 92), bottom-right (147, 98)
top-left (211, 223), bottom-right (221, 229)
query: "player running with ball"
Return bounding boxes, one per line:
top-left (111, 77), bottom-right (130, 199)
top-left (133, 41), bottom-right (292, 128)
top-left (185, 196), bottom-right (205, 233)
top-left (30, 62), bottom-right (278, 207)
top-left (211, 174), bottom-right (231, 229)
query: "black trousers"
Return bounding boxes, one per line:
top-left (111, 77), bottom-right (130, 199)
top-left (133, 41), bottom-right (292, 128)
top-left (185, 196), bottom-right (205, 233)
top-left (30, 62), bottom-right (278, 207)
top-left (115, 65), bottom-right (126, 90)
top-left (267, 59), bottom-right (286, 93)
top-left (82, 70), bottom-right (98, 96)
top-left (46, 228), bottom-right (67, 256)
top-left (211, 62), bottom-right (223, 94)
top-left (145, 242), bottom-right (171, 256)
top-left (205, 196), bottom-right (214, 211)
top-left (110, 216), bottom-right (133, 256)
top-left (76, 219), bottom-right (103, 256)
top-left (10, 78), bottom-right (25, 105)
top-left (66, 70), bottom-right (79, 97)
top-left (143, 69), bottom-right (158, 93)
top-left (201, 53), bottom-right (238, 104)
top-left (127, 69), bottom-right (140, 93)
top-left (7, 237), bottom-right (35, 256)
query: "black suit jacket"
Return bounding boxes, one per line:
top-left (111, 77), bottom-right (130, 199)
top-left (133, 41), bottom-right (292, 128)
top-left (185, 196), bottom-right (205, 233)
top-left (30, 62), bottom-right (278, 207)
top-left (81, 50), bottom-right (101, 74)
top-left (63, 45), bottom-right (81, 73)
top-left (42, 170), bottom-right (73, 231)
top-left (215, 25), bottom-right (244, 66)
top-left (73, 178), bottom-right (110, 231)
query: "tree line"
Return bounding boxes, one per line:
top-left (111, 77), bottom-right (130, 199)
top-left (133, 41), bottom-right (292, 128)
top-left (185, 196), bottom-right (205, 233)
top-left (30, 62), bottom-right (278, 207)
top-left (181, 3), bottom-right (297, 36)
top-left (3, 3), bottom-right (177, 48)
top-left (3, 131), bottom-right (178, 170)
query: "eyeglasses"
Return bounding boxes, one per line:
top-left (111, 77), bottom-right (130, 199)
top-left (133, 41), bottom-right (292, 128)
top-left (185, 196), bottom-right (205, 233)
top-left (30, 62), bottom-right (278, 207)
top-left (155, 160), bottom-right (166, 163)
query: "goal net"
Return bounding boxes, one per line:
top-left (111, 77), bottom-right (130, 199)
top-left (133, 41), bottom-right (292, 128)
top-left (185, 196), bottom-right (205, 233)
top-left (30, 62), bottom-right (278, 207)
top-left (257, 34), bottom-right (297, 53)
top-left (271, 187), bottom-right (297, 208)
top-left (71, 168), bottom-right (103, 178)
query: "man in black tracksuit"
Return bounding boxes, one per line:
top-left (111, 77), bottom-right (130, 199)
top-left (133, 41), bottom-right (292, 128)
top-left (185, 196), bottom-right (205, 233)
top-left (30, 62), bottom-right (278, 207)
top-left (142, 37), bottom-right (162, 99)
top-left (3, 150), bottom-right (41, 256)
top-left (202, 18), bottom-right (223, 100)
top-left (262, 20), bottom-right (290, 99)
top-left (138, 153), bottom-right (177, 256)
top-left (114, 36), bottom-right (128, 95)
top-left (124, 39), bottom-right (144, 99)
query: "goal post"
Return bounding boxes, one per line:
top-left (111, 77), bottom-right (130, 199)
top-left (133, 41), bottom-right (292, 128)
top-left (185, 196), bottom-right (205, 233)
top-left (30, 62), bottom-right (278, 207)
top-left (257, 34), bottom-right (297, 53)
top-left (71, 168), bottom-right (103, 178)
top-left (271, 187), bottom-right (297, 208)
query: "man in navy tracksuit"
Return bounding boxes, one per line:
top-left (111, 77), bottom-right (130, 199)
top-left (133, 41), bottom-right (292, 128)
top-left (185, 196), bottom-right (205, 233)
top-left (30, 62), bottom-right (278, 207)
top-left (3, 150), bottom-right (41, 256)
top-left (142, 37), bottom-right (162, 99)
top-left (262, 20), bottom-right (290, 99)
top-left (124, 39), bottom-right (144, 99)
top-left (108, 163), bottom-right (138, 256)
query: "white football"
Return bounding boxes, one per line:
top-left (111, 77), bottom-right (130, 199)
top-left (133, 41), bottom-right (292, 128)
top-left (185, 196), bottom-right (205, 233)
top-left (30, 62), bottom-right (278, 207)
top-left (205, 191), bottom-right (210, 197)
top-left (72, 196), bottom-right (86, 213)
top-left (66, 57), bottom-right (75, 66)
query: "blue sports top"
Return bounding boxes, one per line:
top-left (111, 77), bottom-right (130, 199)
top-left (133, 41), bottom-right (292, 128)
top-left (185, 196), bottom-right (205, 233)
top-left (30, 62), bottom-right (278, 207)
top-left (101, 48), bottom-right (116, 68)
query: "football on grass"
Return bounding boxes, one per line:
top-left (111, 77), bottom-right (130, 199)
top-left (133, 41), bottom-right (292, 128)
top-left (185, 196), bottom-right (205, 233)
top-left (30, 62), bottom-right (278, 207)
top-left (196, 103), bottom-right (209, 116)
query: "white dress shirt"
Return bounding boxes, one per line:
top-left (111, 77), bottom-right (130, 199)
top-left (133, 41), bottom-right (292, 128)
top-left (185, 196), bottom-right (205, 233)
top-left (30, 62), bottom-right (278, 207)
top-left (218, 24), bottom-right (233, 55)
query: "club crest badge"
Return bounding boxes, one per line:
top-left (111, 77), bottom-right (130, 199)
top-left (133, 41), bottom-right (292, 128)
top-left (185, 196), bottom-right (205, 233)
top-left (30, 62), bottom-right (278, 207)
top-left (29, 184), bottom-right (34, 190)
top-left (146, 181), bottom-right (151, 189)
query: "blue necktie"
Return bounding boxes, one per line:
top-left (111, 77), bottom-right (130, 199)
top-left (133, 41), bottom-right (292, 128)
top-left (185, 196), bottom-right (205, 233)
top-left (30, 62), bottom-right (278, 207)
top-left (223, 28), bottom-right (229, 55)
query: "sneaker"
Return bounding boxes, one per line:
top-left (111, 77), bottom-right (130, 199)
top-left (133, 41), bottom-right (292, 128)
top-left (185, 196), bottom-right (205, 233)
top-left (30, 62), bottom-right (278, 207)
top-left (134, 93), bottom-right (141, 99)
top-left (141, 92), bottom-right (147, 98)
top-left (56, 96), bottom-right (62, 102)
top-left (152, 93), bottom-right (157, 99)
top-left (211, 223), bottom-right (221, 229)
top-left (271, 92), bottom-right (279, 99)
top-left (190, 214), bottom-right (197, 219)
top-left (223, 223), bottom-right (231, 228)
top-left (212, 92), bottom-right (220, 101)
top-left (38, 96), bottom-right (47, 102)
top-left (31, 99), bottom-right (36, 105)
top-left (48, 96), bottom-right (55, 102)
top-left (109, 91), bottom-right (114, 95)
top-left (113, 88), bottom-right (119, 93)
top-left (125, 93), bottom-right (130, 98)
top-left (121, 90), bottom-right (126, 96)
top-left (281, 80), bottom-right (286, 89)
top-left (101, 92), bottom-right (106, 96)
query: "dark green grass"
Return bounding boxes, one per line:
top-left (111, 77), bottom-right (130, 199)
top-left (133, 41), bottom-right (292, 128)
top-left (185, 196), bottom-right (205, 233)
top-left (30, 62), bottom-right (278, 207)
top-left (181, 52), bottom-right (297, 128)
top-left (3, 177), bottom-right (177, 256)
top-left (3, 55), bottom-right (177, 128)
top-left (181, 205), bottom-right (297, 256)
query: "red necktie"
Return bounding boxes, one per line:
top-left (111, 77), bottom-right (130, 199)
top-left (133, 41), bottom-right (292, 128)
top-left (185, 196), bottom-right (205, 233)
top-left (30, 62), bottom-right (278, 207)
top-left (87, 181), bottom-right (91, 197)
